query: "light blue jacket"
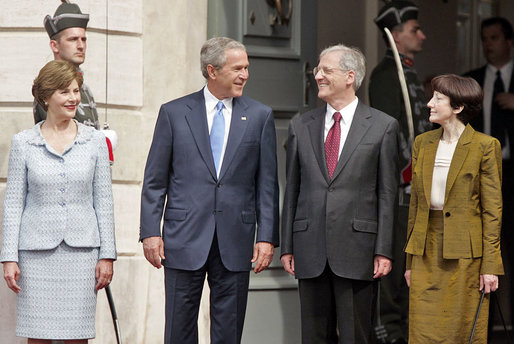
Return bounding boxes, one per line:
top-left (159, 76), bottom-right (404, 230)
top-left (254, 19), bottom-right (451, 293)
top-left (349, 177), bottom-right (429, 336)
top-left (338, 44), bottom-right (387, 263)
top-left (0, 122), bottom-right (116, 262)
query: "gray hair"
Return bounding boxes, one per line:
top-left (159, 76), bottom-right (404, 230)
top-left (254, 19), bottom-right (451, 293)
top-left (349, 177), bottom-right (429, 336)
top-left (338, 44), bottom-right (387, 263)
top-left (319, 44), bottom-right (366, 91)
top-left (200, 37), bottom-right (246, 79)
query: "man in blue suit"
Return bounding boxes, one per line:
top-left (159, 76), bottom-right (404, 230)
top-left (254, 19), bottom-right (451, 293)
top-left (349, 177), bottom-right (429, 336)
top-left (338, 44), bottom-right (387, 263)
top-left (139, 37), bottom-right (279, 344)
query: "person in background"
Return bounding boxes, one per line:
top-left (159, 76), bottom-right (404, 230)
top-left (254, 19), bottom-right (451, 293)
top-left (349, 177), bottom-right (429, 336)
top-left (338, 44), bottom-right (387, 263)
top-left (405, 74), bottom-right (503, 343)
top-left (1, 60), bottom-right (116, 343)
top-left (368, 3), bottom-right (432, 342)
top-left (35, 1), bottom-right (99, 128)
top-left (464, 17), bottom-right (514, 327)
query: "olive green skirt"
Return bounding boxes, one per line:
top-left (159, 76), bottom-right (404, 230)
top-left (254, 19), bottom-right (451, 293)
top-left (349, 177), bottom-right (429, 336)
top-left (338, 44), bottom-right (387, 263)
top-left (409, 210), bottom-right (489, 344)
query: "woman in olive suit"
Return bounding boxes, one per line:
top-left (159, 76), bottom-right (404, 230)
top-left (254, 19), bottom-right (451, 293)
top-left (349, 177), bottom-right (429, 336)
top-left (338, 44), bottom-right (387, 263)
top-left (404, 74), bottom-right (503, 343)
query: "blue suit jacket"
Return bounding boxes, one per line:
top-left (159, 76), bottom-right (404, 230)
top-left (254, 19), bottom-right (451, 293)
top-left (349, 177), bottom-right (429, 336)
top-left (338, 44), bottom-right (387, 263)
top-left (140, 89), bottom-right (279, 272)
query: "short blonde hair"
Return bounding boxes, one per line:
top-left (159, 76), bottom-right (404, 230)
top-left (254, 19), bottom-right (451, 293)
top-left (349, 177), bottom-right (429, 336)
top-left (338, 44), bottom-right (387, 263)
top-left (32, 60), bottom-right (83, 111)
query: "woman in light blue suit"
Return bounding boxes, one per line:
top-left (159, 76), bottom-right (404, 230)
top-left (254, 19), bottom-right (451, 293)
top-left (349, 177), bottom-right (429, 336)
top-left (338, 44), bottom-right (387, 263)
top-left (1, 60), bottom-right (116, 343)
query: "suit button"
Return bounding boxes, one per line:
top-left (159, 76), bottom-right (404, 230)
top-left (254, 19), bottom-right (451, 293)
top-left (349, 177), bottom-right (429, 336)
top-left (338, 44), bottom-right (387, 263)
top-left (328, 187), bottom-right (334, 192)
top-left (213, 210), bottom-right (216, 215)
top-left (445, 212), bottom-right (451, 217)
top-left (217, 183), bottom-right (222, 188)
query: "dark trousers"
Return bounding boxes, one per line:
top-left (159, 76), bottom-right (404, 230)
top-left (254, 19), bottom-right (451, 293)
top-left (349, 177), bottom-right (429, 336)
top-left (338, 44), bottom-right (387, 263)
top-left (164, 234), bottom-right (250, 344)
top-left (377, 202), bottom-right (409, 342)
top-left (298, 263), bottom-right (377, 344)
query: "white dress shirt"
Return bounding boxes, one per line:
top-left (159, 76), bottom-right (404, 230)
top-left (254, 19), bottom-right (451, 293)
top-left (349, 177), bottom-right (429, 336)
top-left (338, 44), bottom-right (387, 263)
top-left (323, 97), bottom-right (358, 160)
top-left (204, 86), bottom-right (232, 176)
top-left (483, 60), bottom-right (513, 159)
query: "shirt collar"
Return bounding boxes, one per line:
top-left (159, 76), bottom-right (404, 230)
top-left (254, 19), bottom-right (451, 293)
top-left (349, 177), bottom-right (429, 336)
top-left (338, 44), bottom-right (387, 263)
top-left (386, 49), bottom-right (414, 68)
top-left (326, 97), bottom-right (359, 125)
top-left (486, 60), bottom-right (513, 76)
top-left (203, 86), bottom-right (233, 112)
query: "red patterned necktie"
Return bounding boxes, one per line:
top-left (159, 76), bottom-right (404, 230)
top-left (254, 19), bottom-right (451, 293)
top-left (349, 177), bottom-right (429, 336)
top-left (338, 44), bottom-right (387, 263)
top-left (325, 112), bottom-right (342, 179)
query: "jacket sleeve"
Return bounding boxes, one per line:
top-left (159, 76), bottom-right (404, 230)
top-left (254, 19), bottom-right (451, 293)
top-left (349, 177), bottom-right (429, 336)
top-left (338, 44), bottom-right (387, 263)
top-left (280, 120), bottom-right (300, 256)
top-left (374, 118), bottom-right (400, 258)
top-left (255, 109), bottom-right (280, 246)
top-left (140, 105), bottom-right (173, 241)
top-left (405, 136), bottom-right (421, 270)
top-left (479, 138), bottom-right (504, 275)
top-left (93, 133), bottom-right (117, 260)
top-left (0, 135), bottom-right (27, 262)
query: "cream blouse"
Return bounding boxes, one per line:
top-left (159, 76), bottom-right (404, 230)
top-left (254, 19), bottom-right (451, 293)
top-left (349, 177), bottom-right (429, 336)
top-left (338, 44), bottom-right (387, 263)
top-left (430, 140), bottom-right (458, 210)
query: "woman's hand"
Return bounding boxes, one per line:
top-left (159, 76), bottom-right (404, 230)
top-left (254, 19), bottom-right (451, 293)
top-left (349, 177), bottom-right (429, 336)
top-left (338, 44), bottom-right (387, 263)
top-left (95, 259), bottom-right (114, 291)
top-left (3, 262), bottom-right (21, 294)
top-left (404, 269), bottom-right (411, 287)
top-left (480, 274), bottom-right (498, 293)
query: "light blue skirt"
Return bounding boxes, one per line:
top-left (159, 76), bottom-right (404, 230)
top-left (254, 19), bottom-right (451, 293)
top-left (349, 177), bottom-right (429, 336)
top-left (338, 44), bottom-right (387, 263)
top-left (16, 241), bottom-right (98, 340)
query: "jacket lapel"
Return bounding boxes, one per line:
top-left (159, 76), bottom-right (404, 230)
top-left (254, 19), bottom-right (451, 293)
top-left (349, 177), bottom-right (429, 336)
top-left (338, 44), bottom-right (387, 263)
top-left (422, 128), bottom-right (442, 207)
top-left (444, 125), bottom-right (473, 204)
top-left (330, 101), bottom-right (371, 183)
top-left (307, 107), bottom-right (330, 184)
top-left (218, 97), bottom-right (249, 180)
top-left (185, 90), bottom-right (217, 180)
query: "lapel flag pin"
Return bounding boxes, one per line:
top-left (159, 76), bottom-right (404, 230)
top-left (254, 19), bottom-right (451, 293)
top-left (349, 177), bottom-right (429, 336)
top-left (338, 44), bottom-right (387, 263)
top-left (241, 116), bottom-right (247, 121)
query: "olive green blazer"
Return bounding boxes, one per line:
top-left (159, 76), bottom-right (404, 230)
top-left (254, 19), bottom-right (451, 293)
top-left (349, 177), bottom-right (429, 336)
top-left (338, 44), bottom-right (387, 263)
top-left (405, 124), bottom-right (504, 275)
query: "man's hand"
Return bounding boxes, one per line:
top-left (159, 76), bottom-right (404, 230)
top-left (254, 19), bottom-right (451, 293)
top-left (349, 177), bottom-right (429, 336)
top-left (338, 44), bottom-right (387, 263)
top-left (143, 236), bottom-right (165, 269)
top-left (496, 93), bottom-right (514, 110)
top-left (373, 255), bottom-right (392, 279)
top-left (251, 242), bottom-right (274, 273)
top-left (3, 262), bottom-right (21, 294)
top-left (480, 274), bottom-right (499, 294)
top-left (280, 254), bottom-right (295, 276)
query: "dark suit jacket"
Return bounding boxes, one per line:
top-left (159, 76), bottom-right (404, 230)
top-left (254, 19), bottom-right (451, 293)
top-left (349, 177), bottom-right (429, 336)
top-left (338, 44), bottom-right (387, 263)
top-left (281, 100), bottom-right (399, 281)
top-left (405, 125), bottom-right (503, 275)
top-left (140, 89), bottom-right (279, 272)
top-left (465, 64), bottom-right (514, 157)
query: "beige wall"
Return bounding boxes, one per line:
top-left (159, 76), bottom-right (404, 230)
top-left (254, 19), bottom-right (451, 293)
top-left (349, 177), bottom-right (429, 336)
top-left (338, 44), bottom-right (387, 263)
top-left (0, 1), bottom-right (208, 343)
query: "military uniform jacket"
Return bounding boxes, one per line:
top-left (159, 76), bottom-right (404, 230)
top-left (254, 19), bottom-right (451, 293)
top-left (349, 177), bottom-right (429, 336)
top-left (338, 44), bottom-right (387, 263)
top-left (369, 49), bottom-right (432, 184)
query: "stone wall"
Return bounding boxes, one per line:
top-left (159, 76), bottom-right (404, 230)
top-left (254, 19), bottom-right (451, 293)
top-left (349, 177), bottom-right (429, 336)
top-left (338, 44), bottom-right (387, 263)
top-left (0, 1), bottom-right (208, 343)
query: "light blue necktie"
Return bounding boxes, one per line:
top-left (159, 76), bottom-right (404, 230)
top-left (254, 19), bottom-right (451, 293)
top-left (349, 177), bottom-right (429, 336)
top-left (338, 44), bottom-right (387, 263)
top-left (210, 101), bottom-right (225, 174)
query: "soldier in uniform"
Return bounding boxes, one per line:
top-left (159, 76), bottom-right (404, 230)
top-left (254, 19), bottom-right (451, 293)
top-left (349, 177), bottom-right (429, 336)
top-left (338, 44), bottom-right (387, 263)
top-left (368, 2), bottom-right (432, 343)
top-left (34, 1), bottom-right (99, 129)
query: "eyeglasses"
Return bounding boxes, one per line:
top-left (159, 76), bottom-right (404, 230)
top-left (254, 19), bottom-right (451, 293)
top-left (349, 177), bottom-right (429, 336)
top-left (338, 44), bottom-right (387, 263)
top-left (313, 66), bottom-right (347, 76)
